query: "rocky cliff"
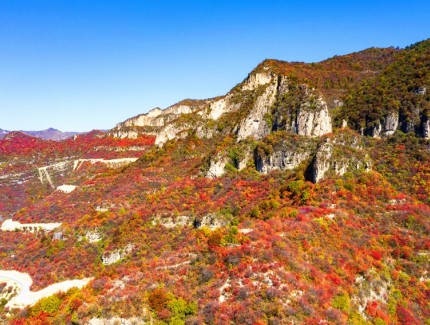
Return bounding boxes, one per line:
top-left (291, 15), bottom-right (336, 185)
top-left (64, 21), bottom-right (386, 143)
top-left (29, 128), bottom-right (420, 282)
top-left (310, 130), bottom-right (371, 183)
top-left (112, 63), bottom-right (334, 149)
top-left (254, 129), bottom-right (371, 183)
top-left (110, 40), bottom-right (430, 181)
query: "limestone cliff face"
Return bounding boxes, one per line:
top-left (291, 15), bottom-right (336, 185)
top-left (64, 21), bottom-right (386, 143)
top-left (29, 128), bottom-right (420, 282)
top-left (121, 104), bottom-right (195, 128)
top-left (112, 66), bottom-right (334, 147)
top-left (236, 74), bottom-right (333, 141)
top-left (311, 141), bottom-right (333, 183)
top-left (122, 108), bottom-right (165, 128)
top-left (296, 99), bottom-right (332, 137)
top-left (361, 110), bottom-right (430, 139)
top-left (256, 149), bottom-right (310, 173)
top-left (236, 83), bottom-right (277, 141)
top-left (255, 134), bottom-right (317, 174)
top-left (311, 131), bottom-right (371, 183)
top-left (155, 123), bottom-right (190, 146)
top-left (365, 112), bottom-right (400, 137)
top-left (384, 112), bottom-right (400, 136)
top-left (254, 130), bottom-right (371, 183)
top-left (241, 71), bottom-right (273, 91)
top-left (272, 79), bottom-right (333, 137)
top-left (208, 97), bottom-right (229, 120)
top-left (206, 154), bottom-right (229, 178)
top-left (111, 101), bottom-right (208, 141)
top-left (111, 64), bottom-right (340, 178)
top-left (423, 119), bottom-right (430, 138)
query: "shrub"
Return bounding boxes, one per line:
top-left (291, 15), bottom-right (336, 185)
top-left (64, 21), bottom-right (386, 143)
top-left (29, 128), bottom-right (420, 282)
top-left (332, 292), bottom-right (351, 312)
top-left (31, 295), bottom-right (62, 316)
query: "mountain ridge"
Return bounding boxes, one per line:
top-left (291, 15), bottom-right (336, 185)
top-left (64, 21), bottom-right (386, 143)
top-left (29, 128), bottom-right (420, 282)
top-left (0, 39), bottom-right (429, 324)
top-left (111, 41), bottom-right (426, 144)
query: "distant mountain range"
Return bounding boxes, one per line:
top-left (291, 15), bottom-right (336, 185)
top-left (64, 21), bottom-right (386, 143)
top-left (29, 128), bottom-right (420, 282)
top-left (0, 127), bottom-right (81, 141)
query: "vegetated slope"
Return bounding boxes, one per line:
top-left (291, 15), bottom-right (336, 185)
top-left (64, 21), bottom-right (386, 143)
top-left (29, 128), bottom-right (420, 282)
top-left (339, 39), bottom-right (430, 136)
top-left (0, 39), bottom-right (429, 324)
top-left (253, 45), bottom-right (398, 106)
top-left (0, 131), bottom-right (155, 216)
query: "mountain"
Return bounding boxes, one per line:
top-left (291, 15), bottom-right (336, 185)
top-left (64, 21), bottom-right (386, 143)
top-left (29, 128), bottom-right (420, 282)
top-left (112, 41), bottom-right (428, 143)
top-left (0, 128), bottom-right (8, 138)
top-left (0, 39), bottom-right (429, 324)
top-left (0, 128), bottom-right (82, 141)
top-left (19, 128), bottom-right (82, 141)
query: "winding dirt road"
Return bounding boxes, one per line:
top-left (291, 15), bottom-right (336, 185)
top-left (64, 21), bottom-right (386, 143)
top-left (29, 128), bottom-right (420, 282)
top-left (0, 270), bottom-right (92, 309)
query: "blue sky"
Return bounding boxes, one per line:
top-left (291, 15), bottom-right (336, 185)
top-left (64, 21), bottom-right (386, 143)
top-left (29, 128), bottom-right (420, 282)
top-left (1, 1), bottom-right (429, 131)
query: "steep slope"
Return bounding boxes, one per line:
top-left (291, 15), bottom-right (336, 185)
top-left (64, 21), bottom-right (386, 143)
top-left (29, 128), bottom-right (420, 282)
top-left (108, 41), bottom-right (430, 184)
top-left (0, 131), bottom-right (155, 216)
top-left (109, 45), bottom-right (400, 182)
top-left (0, 39), bottom-right (429, 324)
top-left (339, 39), bottom-right (430, 137)
top-left (112, 46), bottom-right (397, 143)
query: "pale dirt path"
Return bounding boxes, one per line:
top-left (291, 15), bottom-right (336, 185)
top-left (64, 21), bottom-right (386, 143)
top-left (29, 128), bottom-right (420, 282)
top-left (0, 270), bottom-right (92, 309)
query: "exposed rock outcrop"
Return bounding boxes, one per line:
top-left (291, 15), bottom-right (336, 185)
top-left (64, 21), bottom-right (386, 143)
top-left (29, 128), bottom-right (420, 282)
top-left (56, 184), bottom-right (77, 193)
top-left (207, 96), bottom-right (237, 120)
top-left (352, 270), bottom-right (391, 320)
top-left (113, 68), bottom-right (334, 148)
top-left (254, 129), bottom-right (371, 183)
top-left (311, 141), bottom-right (334, 183)
top-left (237, 76), bottom-right (333, 141)
top-left (422, 118), bottom-right (430, 138)
top-left (272, 79), bottom-right (333, 137)
top-left (311, 131), bottom-right (371, 183)
top-left (85, 230), bottom-right (102, 243)
top-left (155, 123), bottom-right (190, 146)
top-left (296, 98), bottom-right (332, 137)
top-left (102, 244), bottom-right (134, 265)
top-left (255, 134), bottom-right (316, 174)
top-left (242, 72), bottom-right (273, 91)
top-left (365, 112), bottom-right (400, 138)
top-left (152, 213), bottom-right (231, 229)
top-left (111, 100), bottom-right (208, 139)
top-left (236, 83), bottom-right (277, 141)
top-left (206, 154), bottom-right (229, 178)
top-left (383, 112), bottom-right (399, 136)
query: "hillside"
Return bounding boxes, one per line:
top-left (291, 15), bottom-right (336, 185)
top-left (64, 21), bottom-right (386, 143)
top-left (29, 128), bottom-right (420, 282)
top-left (0, 39), bottom-right (429, 324)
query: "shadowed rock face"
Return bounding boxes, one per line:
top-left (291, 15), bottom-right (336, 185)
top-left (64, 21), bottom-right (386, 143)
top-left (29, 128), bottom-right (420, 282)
top-left (254, 130), bottom-right (371, 183)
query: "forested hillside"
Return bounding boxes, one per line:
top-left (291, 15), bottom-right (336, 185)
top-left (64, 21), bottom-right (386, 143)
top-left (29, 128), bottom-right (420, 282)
top-left (0, 39), bottom-right (429, 324)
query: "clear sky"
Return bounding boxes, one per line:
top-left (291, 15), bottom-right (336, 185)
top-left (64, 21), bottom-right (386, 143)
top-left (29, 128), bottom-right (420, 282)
top-left (1, 0), bottom-right (429, 131)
